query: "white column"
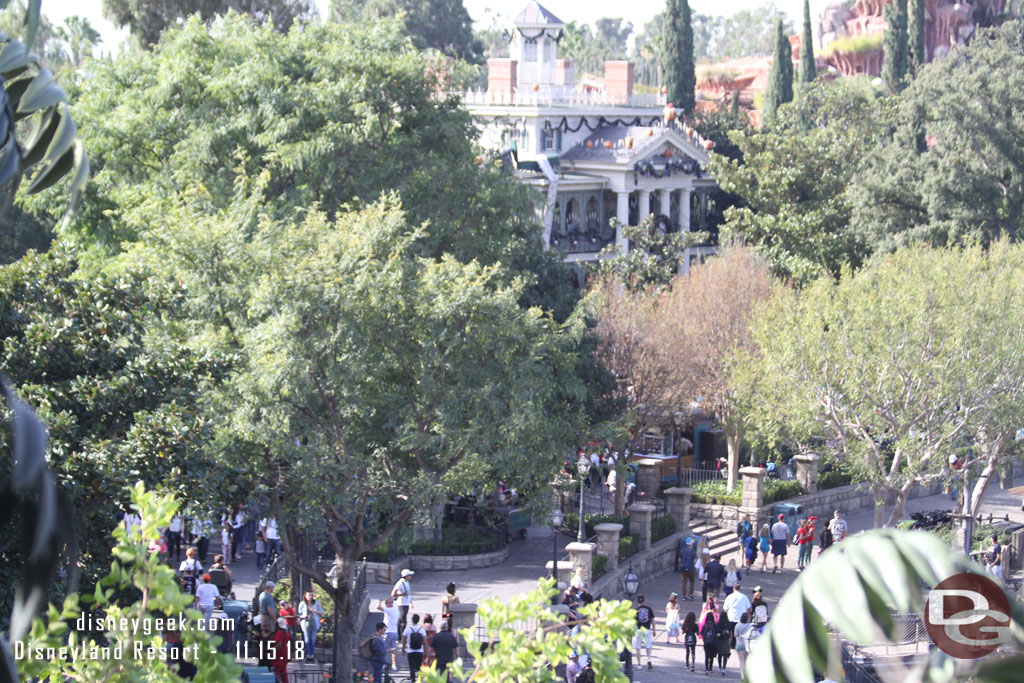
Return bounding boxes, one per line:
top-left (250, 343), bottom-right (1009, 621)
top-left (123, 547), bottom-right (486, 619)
top-left (615, 191), bottom-right (630, 252)
top-left (637, 190), bottom-right (652, 223)
top-left (659, 189), bottom-right (672, 218)
top-left (680, 188), bottom-right (692, 231)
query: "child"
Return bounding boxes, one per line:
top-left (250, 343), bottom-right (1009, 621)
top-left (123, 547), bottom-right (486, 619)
top-left (221, 524), bottom-right (232, 563)
top-left (758, 524), bottom-right (771, 572)
top-left (665, 593), bottom-right (680, 643)
top-left (255, 532), bottom-right (266, 570)
top-left (682, 611), bottom-right (698, 672)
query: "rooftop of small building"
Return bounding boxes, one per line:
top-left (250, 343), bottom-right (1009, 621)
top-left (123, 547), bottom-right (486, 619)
top-left (514, 1), bottom-right (564, 27)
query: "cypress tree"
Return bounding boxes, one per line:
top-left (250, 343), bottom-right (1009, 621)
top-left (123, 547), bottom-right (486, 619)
top-left (679, 0), bottom-right (696, 113)
top-left (763, 20), bottom-right (793, 122)
top-left (908, 0), bottom-right (926, 73)
top-left (730, 89), bottom-right (739, 116)
top-left (882, 0), bottom-right (909, 93)
top-left (662, 0), bottom-right (682, 106)
top-left (801, 0), bottom-right (816, 83)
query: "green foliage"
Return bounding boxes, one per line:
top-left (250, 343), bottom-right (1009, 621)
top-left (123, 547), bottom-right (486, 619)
top-left (690, 480), bottom-right (741, 506)
top-left (762, 19), bottom-right (793, 122)
top-left (565, 513), bottom-right (622, 540)
top-left (102, 0), bottom-right (314, 48)
top-left (764, 479), bottom-right (803, 504)
top-left (0, 245), bottom-right (229, 619)
top-left (711, 78), bottom-right (893, 285)
top-left (598, 215), bottom-right (708, 291)
top-left (0, 204), bottom-right (53, 265)
top-left (592, 553), bottom-right (609, 581)
top-left (908, 0), bottom-right (925, 73)
top-left (662, 0), bottom-right (682, 105)
top-left (678, 0), bottom-right (695, 113)
top-left (422, 579), bottom-right (634, 683)
top-left (849, 21), bottom-right (1024, 253)
top-left (272, 578), bottom-right (335, 627)
top-left (560, 18), bottom-right (632, 77)
top-left (651, 515), bottom-right (677, 542)
top-left (817, 470), bottom-right (853, 491)
top-left (16, 483), bottom-right (242, 682)
top-left (408, 526), bottom-right (503, 556)
top-left (618, 534), bottom-right (639, 559)
top-left (882, 0), bottom-right (909, 93)
top-left (693, 103), bottom-right (751, 161)
top-left (744, 529), bottom-right (1024, 683)
top-left (800, 0), bottom-right (815, 83)
top-left (330, 0), bottom-right (482, 63)
top-left (819, 32), bottom-right (883, 57)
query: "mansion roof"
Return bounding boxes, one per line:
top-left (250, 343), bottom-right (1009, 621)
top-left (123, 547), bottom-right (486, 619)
top-left (561, 124), bottom-right (711, 166)
top-left (514, 1), bottom-right (564, 27)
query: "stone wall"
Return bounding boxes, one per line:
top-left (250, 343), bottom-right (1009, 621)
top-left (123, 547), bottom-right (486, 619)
top-left (363, 546), bottom-right (510, 583)
top-left (690, 482), bottom-right (944, 532)
top-left (591, 531), bottom-right (684, 601)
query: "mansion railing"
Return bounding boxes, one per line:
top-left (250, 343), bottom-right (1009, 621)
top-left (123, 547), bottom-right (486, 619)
top-left (459, 88), bottom-right (667, 109)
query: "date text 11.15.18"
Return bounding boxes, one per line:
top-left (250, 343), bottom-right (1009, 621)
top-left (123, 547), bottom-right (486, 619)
top-left (236, 639), bottom-right (304, 661)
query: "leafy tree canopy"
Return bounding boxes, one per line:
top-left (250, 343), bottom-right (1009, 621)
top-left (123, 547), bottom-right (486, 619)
top-left (561, 18), bottom-right (632, 77)
top-left (330, 0), bottom-right (482, 63)
top-left (711, 78), bottom-right (894, 285)
top-left (849, 20), bottom-right (1024, 252)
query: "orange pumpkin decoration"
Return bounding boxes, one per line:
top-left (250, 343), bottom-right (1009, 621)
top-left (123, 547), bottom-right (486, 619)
top-left (604, 140), bottom-right (613, 149)
top-left (585, 140), bottom-right (594, 149)
top-left (664, 148), bottom-right (673, 158)
top-left (647, 129), bottom-right (654, 136)
top-left (703, 139), bottom-right (714, 150)
top-left (533, 83), bottom-right (539, 92)
top-left (661, 85), bottom-right (669, 94)
top-left (625, 137), bottom-right (634, 149)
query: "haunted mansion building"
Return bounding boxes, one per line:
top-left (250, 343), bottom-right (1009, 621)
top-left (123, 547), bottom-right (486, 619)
top-left (460, 1), bottom-right (723, 284)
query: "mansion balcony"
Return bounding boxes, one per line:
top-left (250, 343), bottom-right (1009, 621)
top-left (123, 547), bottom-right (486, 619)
top-left (460, 87), bottom-right (667, 109)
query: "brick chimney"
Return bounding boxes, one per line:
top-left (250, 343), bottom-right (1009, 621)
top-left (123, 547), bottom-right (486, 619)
top-left (604, 61), bottom-right (634, 104)
top-left (488, 58), bottom-right (518, 99)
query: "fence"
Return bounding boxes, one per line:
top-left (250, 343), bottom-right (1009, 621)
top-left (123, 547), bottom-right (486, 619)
top-left (834, 613), bottom-right (930, 683)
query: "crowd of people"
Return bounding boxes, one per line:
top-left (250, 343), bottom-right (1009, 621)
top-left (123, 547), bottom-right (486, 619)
top-left (731, 509), bottom-right (850, 575)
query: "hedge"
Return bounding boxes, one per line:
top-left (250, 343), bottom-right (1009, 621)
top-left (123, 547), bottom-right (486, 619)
top-left (691, 480), bottom-right (741, 505)
top-left (651, 516), bottom-right (677, 543)
top-left (818, 470), bottom-right (853, 490)
top-left (764, 480), bottom-right (803, 504)
top-left (592, 554), bottom-right (608, 581)
top-left (619, 534), bottom-right (638, 559)
top-left (565, 512), bottom-right (623, 539)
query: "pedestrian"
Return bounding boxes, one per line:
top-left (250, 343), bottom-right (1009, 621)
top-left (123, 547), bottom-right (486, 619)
top-left (744, 532), bottom-right (758, 571)
top-left (566, 651), bottom-right (583, 683)
top-left (258, 581), bottom-right (278, 625)
top-left (571, 566), bottom-right (587, 592)
top-left (368, 622), bottom-right (388, 683)
top-left (167, 514), bottom-right (183, 562)
top-left (260, 515), bottom-right (281, 561)
top-left (758, 524), bottom-right (770, 572)
top-left (279, 601), bottom-right (299, 639)
top-left (819, 523), bottom-right (834, 555)
top-left (665, 593), bottom-right (681, 643)
top-left (633, 594), bottom-right (656, 670)
top-left (796, 519), bottom-right (814, 570)
top-left (402, 613), bottom-right (426, 682)
top-left (700, 605), bottom-right (719, 674)
top-left (735, 514), bottom-right (752, 562)
top-left (703, 554), bottom-right (725, 600)
top-left (723, 584), bottom-right (751, 626)
top-left (192, 574), bottom-right (219, 631)
top-left (716, 608), bottom-right (732, 674)
top-left (220, 524), bottom-right (232, 563)
top-left (229, 506), bottom-right (245, 561)
top-left (699, 547), bottom-right (711, 601)
top-left (431, 621), bottom-right (459, 679)
top-left (749, 586), bottom-right (769, 630)
top-left (254, 532), bottom-right (266, 571)
top-left (723, 558), bottom-right (742, 592)
top-left (682, 611), bottom-right (698, 672)
top-left (392, 568), bottom-right (414, 635)
top-left (828, 510), bottom-right (848, 542)
top-left (678, 538), bottom-right (698, 600)
top-left (299, 591), bottom-right (325, 662)
top-left (770, 514), bottom-right (790, 573)
top-left (734, 613), bottom-right (755, 673)
top-left (422, 614), bottom-right (437, 668)
top-left (177, 548), bottom-right (202, 595)
top-left (987, 534), bottom-right (1003, 580)
top-left (698, 596), bottom-right (717, 634)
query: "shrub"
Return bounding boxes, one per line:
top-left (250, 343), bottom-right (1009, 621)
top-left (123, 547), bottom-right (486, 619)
top-left (651, 516), bottom-right (677, 543)
top-left (564, 512), bottom-right (622, 539)
top-left (592, 554), bottom-right (609, 581)
top-left (619, 534), bottom-right (638, 559)
top-left (818, 470), bottom-right (853, 490)
top-left (691, 480), bottom-right (741, 506)
top-left (764, 480), bottom-right (803, 504)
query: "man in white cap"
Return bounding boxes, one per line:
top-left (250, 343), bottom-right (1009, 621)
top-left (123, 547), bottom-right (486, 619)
top-left (391, 568), bottom-right (414, 635)
top-left (565, 651), bottom-right (583, 683)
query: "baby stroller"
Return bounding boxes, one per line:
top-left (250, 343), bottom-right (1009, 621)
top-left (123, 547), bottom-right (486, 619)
top-left (208, 568), bottom-right (235, 599)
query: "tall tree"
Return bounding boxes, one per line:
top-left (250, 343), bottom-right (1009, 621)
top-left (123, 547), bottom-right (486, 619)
top-left (101, 0), bottom-right (315, 48)
top-left (714, 2), bottom-right (790, 59)
top-left (736, 243), bottom-right (1024, 528)
top-left (330, 0), bottom-right (482, 63)
top-left (882, 0), bottom-right (909, 93)
top-left (908, 0), bottom-right (926, 73)
top-left (55, 15), bottom-right (102, 67)
top-left (762, 19), bottom-right (793, 122)
top-left (662, 0), bottom-right (682, 103)
top-left (800, 0), bottom-right (815, 83)
top-left (679, 0), bottom-right (696, 112)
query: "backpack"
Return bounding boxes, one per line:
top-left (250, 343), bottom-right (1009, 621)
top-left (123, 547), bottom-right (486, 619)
top-left (408, 626), bottom-right (424, 650)
top-left (358, 635), bottom-right (375, 660)
top-left (637, 605), bottom-right (653, 628)
top-left (753, 604), bottom-right (768, 624)
top-left (679, 545), bottom-right (696, 572)
top-left (685, 630), bottom-right (697, 646)
top-left (701, 618), bottom-right (717, 644)
top-left (725, 570), bottom-right (739, 588)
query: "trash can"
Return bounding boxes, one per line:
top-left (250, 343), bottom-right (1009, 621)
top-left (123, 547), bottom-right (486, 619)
top-left (773, 503), bottom-right (804, 536)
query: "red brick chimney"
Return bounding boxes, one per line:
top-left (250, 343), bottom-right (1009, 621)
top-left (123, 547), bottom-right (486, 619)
top-left (604, 61), bottom-right (634, 104)
top-left (488, 58), bottom-right (518, 99)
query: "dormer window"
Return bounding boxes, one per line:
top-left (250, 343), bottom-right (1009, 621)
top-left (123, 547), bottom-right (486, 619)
top-left (524, 38), bottom-right (538, 62)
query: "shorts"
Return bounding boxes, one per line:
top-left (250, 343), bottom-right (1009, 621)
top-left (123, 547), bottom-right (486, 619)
top-left (633, 627), bottom-right (653, 649)
top-left (771, 539), bottom-right (788, 556)
top-left (385, 632), bottom-right (399, 651)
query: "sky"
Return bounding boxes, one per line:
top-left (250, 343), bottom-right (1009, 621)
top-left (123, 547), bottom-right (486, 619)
top-left (38, 0), bottom-right (807, 55)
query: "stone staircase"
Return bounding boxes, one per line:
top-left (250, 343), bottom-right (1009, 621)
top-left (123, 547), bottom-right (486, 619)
top-left (688, 521), bottom-right (741, 560)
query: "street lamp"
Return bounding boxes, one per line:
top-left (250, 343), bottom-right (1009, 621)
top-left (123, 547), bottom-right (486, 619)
top-left (576, 454), bottom-right (591, 543)
top-left (549, 505), bottom-right (564, 605)
top-left (622, 561), bottom-right (640, 599)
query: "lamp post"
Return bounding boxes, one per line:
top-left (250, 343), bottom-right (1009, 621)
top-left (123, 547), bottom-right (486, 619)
top-left (622, 560), bottom-right (640, 599)
top-left (550, 505), bottom-right (564, 604)
top-left (576, 454), bottom-right (591, 543)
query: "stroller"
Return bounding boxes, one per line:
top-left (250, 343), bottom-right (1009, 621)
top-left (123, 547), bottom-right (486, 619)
top-left (209, 568), bottom-right (235, 599)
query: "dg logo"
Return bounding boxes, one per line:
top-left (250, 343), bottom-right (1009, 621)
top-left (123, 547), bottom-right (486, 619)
top-left (925, 573), bottom-right (1012, 659)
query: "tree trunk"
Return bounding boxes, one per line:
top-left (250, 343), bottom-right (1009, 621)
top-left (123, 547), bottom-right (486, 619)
top-left (332, 569), bottom-right (357, 683)
top-left (884, 483), bottom-right (914, 528)
top-left (872, 484), bottom-right (886, 529)
top-left (725, 430), bottom-right (740, 494)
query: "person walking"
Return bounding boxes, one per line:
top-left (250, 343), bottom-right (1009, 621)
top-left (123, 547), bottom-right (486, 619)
top-left (796, 519), bottom-right (814, 570)
top-left (734, 613), bottom-right (755, 674)
top-left (770, 515), bottom-right (790, 573)
top-left (258, 581), bottom-right (278, 627)
top-left (715, 609), bottom-right (733, 675)
top-left (703, 554), bottom-right (725, 600)
top-left (682, 611), bottom-right (699, 672)
top-left (723, 584), bottom-right (751, 626)
top-left (723, 559), bottom-right (742, 592)
top-left (758, 525), bottom-right (771, 572)
top-left (377, 597), bottom-right (402, 670)
top-left (987, 534), bottom-right (1003, 580)
top-left (665, 593), bottom-right (681, 643)
top-left (828, 510), bottom-right (848, 542)
top-left (735, 515), bottom-right (752, 563)
top-left (431, 621), bottom-right (459, 679)
top-left (749, 586), bottom-right (769, 631)
top-left (744, 532), bottom-right (758, 572)
top-left (440, 582), bottom-right (460, 630)
top-left (402, 613), bottom-right (427, 682)
top-left (192, 574), bottom-right (219, 631)
top-left (700, 606), bottom-right (719, 674)
top-left (678, 538), bottom-right (698, 600)
top-left (819, 523), bottom-right (834, 556)
top-left (698, 547), bottom-right (711, 602)
top-left (220, 524), bottom-right (232, 564)
top-left (633, 594), bottom-right (656, 670)
top-left (392, 569), bottom-right (414, 636)
top-left (299, 591), bottom-right (325, 662)
top-left (368, 622), bottom-right (389, 683)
